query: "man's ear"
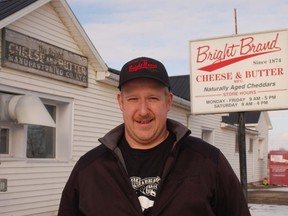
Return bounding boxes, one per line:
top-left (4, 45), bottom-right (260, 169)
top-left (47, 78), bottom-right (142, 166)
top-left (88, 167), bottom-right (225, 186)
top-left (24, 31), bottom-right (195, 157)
top-left (117, 93), bottom-right (123, 111)
top-left (167, 92), bottom-right (173, 111)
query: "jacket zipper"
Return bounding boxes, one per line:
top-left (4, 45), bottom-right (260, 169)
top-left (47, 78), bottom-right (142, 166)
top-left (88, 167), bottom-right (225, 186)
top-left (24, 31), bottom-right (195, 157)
top-left (113, 147), bottom-right (144, 216)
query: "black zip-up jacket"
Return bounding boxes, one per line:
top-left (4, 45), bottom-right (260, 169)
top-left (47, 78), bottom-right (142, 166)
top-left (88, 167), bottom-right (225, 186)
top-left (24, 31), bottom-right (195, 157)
top-left (58, 119), bottom-right (251, 216)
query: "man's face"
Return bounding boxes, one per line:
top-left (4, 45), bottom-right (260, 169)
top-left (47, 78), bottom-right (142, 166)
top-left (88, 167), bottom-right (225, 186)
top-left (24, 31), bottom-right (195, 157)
top-left (118, 78), bottom-right (173, 149)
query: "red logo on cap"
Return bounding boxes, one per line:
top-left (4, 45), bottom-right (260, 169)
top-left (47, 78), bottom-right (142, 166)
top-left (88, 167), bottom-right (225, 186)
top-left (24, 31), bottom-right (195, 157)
top-left (128, 60), bottom-right (158, 72)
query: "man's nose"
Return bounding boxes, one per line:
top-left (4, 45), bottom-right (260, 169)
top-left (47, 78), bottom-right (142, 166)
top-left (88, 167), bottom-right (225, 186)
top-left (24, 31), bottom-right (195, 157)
top-left (138, 100), bottom-right (149, 115)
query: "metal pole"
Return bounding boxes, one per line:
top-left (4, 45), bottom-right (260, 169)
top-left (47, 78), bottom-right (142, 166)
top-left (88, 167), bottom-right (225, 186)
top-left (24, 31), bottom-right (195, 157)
top-left (234, 8), bottom-right (248, 199)
top-left (238, 112), bottom-right (248, 199)
top-left (234, 8), bottom-right (238, 35)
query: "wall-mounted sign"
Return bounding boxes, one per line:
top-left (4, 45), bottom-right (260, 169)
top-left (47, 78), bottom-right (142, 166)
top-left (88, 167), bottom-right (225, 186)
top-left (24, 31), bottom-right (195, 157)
top-left (2, 28), bottom-right (88, 87)
top-left (190, 29), bottom-right (288, 114)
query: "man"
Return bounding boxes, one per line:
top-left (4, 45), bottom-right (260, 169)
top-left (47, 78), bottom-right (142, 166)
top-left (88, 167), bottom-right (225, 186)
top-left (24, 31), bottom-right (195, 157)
top-left (58, 57), bottom-right (251, 216)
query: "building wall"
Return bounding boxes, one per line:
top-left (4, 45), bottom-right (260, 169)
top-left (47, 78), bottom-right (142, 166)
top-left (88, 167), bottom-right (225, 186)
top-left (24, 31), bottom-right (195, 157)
top-left (168, 105), bottom-right (189, 126)
top-left (0, 3), bottom-right (122, 216)
top-left (248, 112), bottom-right (269, 182)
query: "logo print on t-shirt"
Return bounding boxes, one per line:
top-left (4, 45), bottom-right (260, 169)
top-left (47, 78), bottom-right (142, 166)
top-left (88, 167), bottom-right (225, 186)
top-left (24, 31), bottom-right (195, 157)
top-left (130, 176), bottom-right (161, 211)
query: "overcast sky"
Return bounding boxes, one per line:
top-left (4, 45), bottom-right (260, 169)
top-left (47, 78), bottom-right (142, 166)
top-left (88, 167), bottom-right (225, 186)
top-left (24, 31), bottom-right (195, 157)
top-left (66, 0), bottom-right (288, 150)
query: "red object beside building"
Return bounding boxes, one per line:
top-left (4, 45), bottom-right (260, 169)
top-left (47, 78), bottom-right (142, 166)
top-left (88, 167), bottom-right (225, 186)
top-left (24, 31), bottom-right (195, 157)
top-left (269, 151), bottom-right (288, 186)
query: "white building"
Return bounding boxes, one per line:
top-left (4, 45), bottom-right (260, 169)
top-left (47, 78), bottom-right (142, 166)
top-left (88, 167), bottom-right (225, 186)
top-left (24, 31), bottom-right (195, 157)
top-left (0, 0), bottom-right (271, 215)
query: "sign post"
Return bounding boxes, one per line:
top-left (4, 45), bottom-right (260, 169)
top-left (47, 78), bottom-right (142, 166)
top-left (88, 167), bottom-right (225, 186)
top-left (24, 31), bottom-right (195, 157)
top-left (235, 9), bottom-right (248, 199)
top-left (238, 111), bottom-right (247, 198)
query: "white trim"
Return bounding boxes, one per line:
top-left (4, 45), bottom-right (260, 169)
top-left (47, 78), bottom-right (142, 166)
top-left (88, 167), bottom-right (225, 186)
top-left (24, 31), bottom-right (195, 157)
top-left (52, 0), bottom-right (108, 72)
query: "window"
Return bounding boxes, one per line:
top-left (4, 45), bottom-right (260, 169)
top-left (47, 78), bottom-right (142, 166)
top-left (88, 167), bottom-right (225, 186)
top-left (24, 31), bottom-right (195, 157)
top-left (202, 129), bottom-right (213, 144)
top-left (0, 91), bottom-right (73, 161)
top-left (0, 128), bottom-right (9, 154)
top-left (26, 105), bottom-right (56, 158)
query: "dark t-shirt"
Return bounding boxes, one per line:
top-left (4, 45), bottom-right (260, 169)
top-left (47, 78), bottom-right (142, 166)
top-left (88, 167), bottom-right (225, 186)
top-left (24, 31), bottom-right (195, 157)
top-left (119, 132), bottom-right (175, 214)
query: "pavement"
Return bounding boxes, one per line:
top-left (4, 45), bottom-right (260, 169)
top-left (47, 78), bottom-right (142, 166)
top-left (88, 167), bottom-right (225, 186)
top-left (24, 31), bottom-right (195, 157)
top-left (248, 183), bottom-right (288, 205)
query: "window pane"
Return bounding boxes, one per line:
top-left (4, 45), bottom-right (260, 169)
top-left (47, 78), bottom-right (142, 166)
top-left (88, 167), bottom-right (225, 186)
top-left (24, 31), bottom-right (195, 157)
top-left (0, 128), bottom-right (9, 154)
top-left (26, 105), bottom-right (56, 158)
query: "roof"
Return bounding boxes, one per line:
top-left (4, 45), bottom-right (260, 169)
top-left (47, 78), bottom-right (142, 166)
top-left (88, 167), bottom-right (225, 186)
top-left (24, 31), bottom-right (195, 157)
top-left (0, 0), bottom-right (108, 73)
top-left (169, 75), bottom-right (190, 100)
top-left (0, 0), bottom-right (37, 20)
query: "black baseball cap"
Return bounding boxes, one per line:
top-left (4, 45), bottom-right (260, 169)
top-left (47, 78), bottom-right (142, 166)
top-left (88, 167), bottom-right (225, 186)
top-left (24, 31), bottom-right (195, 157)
top-left (118, 57), bottom-right (170, 90)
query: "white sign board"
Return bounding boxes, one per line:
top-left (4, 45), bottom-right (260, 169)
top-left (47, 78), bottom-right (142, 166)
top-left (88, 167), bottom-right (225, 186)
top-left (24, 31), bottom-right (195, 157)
top-left (190, 29), bottom-right (288, 114)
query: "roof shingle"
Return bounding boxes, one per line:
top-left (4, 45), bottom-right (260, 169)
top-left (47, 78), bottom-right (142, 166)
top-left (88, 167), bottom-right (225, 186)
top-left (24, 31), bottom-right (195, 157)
top-left (0, 0), bottom-right (37, 21)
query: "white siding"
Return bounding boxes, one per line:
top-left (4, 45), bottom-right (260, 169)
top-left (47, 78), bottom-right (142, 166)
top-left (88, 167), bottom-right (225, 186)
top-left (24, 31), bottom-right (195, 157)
top-left (168, 105), bottom-right (189, 126)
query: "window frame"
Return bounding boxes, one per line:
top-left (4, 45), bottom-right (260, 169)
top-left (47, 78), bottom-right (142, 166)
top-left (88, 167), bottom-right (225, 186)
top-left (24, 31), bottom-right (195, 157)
top-left (201, 127), bottom-right (214, 144)
top-left (0, 86), bottom-right (73, 162)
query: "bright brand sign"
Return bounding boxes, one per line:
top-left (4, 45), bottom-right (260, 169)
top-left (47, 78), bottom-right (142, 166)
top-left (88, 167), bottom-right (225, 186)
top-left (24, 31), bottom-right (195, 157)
top-left (2, 28), bottom-right (88, 87)
top-left (189, 29), bottom-right (288, 114)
